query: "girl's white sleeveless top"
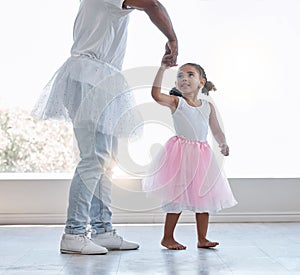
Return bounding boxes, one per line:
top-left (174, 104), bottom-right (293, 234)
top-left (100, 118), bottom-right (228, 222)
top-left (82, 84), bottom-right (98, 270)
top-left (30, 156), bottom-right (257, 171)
top-left (172, 97), bottom-right (211, 141)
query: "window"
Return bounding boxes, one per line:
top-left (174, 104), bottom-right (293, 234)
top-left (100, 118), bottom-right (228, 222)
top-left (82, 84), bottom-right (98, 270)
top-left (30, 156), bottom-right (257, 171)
top-left (0, 1), bottom-right (77, 173)
top-left (1, 0), bottom-right (299, 177)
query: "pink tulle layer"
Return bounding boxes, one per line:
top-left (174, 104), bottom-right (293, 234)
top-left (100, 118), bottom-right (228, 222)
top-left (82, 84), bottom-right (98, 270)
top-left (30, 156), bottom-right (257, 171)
top-left (143, 136), bottom-right (237, 213)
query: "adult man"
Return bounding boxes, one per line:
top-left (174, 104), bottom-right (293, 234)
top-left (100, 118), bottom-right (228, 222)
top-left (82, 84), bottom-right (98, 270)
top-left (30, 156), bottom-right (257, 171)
top-left (33, 0), bottom-right (177, 255)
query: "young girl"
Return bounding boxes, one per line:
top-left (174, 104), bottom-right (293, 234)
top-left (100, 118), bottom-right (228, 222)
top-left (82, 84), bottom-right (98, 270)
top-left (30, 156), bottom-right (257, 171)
top-left (143, 61), bottom-right (237, 250)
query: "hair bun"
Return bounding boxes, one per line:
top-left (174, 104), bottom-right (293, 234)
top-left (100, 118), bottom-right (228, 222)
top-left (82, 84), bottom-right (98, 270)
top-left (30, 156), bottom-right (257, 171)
top-left (205, 81), bottom-right (217, 92)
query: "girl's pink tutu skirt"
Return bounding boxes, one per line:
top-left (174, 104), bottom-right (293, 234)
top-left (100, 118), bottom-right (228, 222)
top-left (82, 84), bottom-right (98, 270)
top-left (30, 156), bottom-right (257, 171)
top-left (143, 136), bottom-right (237, 214)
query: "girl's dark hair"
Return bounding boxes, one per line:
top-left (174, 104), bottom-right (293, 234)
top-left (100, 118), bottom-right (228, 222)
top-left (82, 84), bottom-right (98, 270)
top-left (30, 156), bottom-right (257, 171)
top-left (180, 63), bottom-right (217, 95)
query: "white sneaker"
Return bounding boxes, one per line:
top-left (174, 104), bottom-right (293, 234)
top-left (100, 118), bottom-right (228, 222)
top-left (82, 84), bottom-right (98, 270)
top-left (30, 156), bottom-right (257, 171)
top-left (60, 233), bottom-right (108, 255)
top-left (91, 230), bottom-right (139, 250)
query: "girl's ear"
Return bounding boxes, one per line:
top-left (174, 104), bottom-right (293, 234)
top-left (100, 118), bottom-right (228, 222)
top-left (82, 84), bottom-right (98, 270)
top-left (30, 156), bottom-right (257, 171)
top-left (197, 78), bottom-right (204, 89)
top-left (175, 81), bottom-right (179, 88)
top-left (200, 78), bottom-right (206, 87)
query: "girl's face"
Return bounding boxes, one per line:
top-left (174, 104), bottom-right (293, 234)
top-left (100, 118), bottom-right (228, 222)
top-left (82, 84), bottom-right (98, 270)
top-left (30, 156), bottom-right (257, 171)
top-left (176, 65), bottom-right (205, 95)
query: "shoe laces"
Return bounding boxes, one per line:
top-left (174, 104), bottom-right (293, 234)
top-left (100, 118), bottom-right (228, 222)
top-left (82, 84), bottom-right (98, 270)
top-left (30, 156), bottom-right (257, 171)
top-left (87, 228), bottom-right (122, 240)
top-left (89, 228), bottom-right (97, 235)
top-left (76, 232), bottom-right (91, 243)
top-left (111, 229), bottom-right (122, 240)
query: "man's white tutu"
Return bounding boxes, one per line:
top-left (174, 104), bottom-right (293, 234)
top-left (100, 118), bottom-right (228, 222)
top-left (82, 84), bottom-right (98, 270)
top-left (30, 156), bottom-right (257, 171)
top-left (31, 55), bottom-right (143, 138)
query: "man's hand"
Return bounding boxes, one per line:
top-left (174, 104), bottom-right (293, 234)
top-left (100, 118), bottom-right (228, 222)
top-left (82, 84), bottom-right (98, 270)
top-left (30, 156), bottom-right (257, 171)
top-left (162, 40), bottom-right (178, 67)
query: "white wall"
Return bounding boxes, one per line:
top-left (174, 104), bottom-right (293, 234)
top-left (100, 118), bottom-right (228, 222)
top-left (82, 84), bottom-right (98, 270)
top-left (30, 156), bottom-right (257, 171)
top-left (0, 177), bottom-right (299, 224)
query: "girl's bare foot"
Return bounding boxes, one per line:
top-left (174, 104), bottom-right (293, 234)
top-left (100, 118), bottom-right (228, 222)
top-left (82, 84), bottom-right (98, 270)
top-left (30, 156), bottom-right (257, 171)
top-left (198, 239), bottom-right (219, 249)
top-left (161, 237), bottom-right (186, 250)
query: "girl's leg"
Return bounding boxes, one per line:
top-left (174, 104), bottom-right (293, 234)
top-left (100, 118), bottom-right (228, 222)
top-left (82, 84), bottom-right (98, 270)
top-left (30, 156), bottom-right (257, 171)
top-left (161, 213), bottom-right (186, 250)
top-left (195, 213), bottom-right (219, 248)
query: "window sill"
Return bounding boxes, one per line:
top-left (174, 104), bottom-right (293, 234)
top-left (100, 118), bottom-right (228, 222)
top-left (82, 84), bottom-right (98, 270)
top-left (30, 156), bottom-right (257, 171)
top-left (0, 172), bottom-right (141, 181)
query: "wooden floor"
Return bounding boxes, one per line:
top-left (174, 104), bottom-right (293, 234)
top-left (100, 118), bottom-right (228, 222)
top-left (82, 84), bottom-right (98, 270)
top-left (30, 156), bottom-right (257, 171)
top-left (0, 223), bottom-right (300, 274)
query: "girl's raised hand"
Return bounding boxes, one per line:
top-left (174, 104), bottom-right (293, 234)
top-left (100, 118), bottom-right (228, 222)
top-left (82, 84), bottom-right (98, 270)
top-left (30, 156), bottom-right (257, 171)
top-left (160, 61), bottom-right (170, 70)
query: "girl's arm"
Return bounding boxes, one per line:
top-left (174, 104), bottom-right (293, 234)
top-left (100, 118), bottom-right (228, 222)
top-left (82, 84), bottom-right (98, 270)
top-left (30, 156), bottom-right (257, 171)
top-left (152, 65), bottom-right (178, 112)
top-left (208, 102), bottom-right (229, 156)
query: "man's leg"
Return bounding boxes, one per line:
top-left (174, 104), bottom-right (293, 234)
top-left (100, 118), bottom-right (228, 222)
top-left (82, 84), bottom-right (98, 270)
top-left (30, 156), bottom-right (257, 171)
top-left (60, 127), bottom-right (108, 255)
top-left (89, 132), bottom-right (115, 233)
top-left (90, 133), bottom-right (139, 250)
top-left (90, 174), bottom-right (113, 234)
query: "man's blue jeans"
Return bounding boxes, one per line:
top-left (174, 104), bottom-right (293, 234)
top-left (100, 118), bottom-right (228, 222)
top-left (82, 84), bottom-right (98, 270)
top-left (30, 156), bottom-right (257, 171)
top-left (65, 127), bottom-right (117, 234)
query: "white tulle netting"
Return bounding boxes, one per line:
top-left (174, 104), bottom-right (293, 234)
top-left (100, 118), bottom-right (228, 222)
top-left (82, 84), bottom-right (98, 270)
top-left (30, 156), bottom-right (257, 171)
top-left (31, 56), bottom-right (143, 138)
